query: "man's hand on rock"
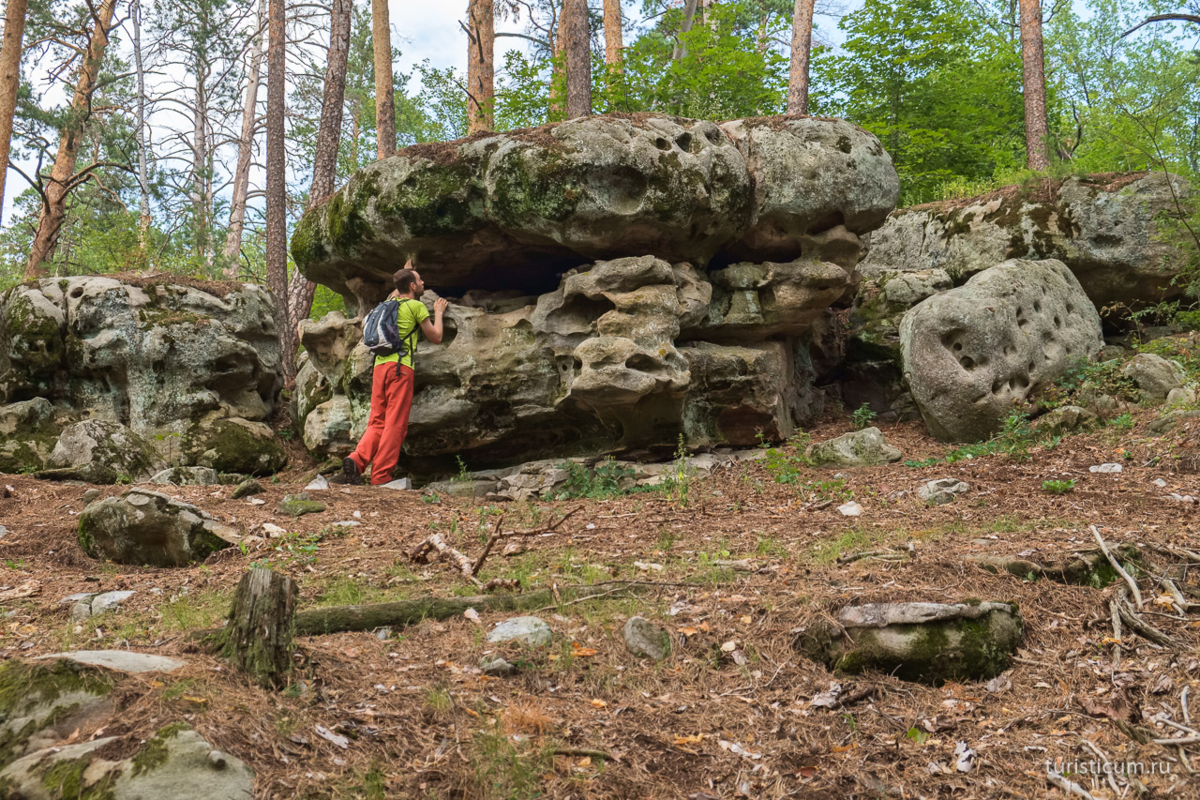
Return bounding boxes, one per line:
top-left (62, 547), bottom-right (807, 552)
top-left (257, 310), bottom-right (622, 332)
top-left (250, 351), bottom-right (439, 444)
top-left (433, 298), bottom-right (448, 315)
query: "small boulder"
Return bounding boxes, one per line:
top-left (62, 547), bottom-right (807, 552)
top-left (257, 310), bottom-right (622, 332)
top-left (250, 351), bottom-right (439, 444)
top-left (796, 601), bottom-right (1023, 684)
top-left (0, 398), bottom-right (58, 473)
top-left (1031, 405), bottom-right (1099, 436)
top-left (487, 616), bottom-right (553, 647)
top-left (149, 466), bottom-right (220, 486)
top-left (40, 420), bottom-right (165, 484)
top-left (1166, 386), bottom-right (1197, 407)
top-left (90, 590), bottom-right (136, 616)
top-left (77, 488), bottom-right (239, 567)
top-left (1148, 409), bottom-right (1200, 435)
top-left (918, 479), bottom-right (969, 505)
top-left (1122, 353), bottom-right (1186, 403)
top-left (623, 616), bottom-right (671, 661)
top-left (182, 415), bottom-right (286, 476)
top-left (278, 493), bottom-right (326, 517)
top-left (231, 478), bottom-right (264, 499)
top-left (806, 427), bottom-right (902, 467)
top-left (480, 655), bottom-right (517, 676)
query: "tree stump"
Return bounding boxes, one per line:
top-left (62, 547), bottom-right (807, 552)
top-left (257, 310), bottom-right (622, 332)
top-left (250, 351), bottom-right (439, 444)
top-left (214, 568), bottom-right (298, 688)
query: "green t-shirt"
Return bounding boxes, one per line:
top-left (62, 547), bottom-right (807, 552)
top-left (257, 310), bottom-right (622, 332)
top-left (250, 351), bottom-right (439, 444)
top-left (375, 298), bottom-right (430, 369)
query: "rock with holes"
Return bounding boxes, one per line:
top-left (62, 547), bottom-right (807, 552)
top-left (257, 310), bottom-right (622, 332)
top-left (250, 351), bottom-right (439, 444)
top-left (859, 172), bottom-right (1192, 310)
top-left (900, 259), bottom-right (1103, 442)
top-left (77, 488), bottom-right (240, 567)
top-left (1122, 353), bottom-right (1186, 403)
top-left (718, 116), bottom-right (899, 267)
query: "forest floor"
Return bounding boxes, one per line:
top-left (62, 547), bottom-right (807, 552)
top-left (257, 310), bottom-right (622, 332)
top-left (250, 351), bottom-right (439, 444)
top-left (1, 406), bottom-right (1199, 799)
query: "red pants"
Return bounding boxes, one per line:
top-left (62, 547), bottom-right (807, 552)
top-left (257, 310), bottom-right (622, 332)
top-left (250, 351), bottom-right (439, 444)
top-left (348, 363), bottom-right (414, 485)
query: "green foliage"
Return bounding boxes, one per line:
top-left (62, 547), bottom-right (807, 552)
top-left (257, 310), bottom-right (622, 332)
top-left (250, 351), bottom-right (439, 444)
top-left (661, 435), bottom-right (695, 507)
top-left (851, 403), bottom-right (877, 431)
top-left (554, 458), bottom-right (635, 500)
top-left (1041, 479), bottom-right (1076, 494)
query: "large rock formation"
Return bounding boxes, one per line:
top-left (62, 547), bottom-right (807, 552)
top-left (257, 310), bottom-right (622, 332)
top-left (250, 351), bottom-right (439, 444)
top-left (290, 115), bottom-right (899, 471)
top-left (0, 276), bottom-right (285, 478)
top-left (292, 114), bottom-right (898, 311)
top-left (900, 259), bottom-right (1104, 442)
top-left (858, 172), bottom-right (1192, 310)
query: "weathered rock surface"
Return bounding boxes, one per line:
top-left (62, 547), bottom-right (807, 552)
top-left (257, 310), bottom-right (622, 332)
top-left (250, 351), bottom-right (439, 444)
top-left (623, 616), bottom-right (671, 661)
top-left (806, 427), bottom-right (901, 467)
top-left (918, 478), bottom-right (969, 505)
top-left (900, 259), bottom-right (1103, 442)
top-left (796, 601), bottom-right (1023, 684)
top-left (0, 398), bottom-right (58, 472)
top-left (149, 466), bottom-right (221, 485)
top-left (39, 419), bottom-right (165, 483)
top-left (1031, 405), bottom-right (1100, 436)
top-left (35, 650), bottom-right (187, 673)
top-left (0, 276), bottom-right (284, 479)
top-left (859, 172), bottom-right (1192, 309)
top-left (1122, 353), bottom-right (1186, 402)
top-left (487, 616), bottom-right (553, 647)
top-left (292, 114), bottom-right (896, 310)
top-left (77, 488), bottom-right (239, 566)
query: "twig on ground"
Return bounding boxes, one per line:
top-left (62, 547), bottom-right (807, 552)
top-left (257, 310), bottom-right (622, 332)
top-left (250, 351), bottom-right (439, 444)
top-left (1091, 525), bottom-right (1142, 608)
top-left (472, 507), bottom-right (582, 576)
top-left (1045, 769), bottom-right (1097, 799)
top-left (1108, 595), bottom-right (1123, 670)
top-left (1114, 585), bottom-right (1179, 647)
top-left (1080, 739), bottom-right (1123, 798)
top-left (551, 747), bottom-right (614, 760)
top-left (1182, 686), bottom-right (1192, 726)
top-left (409, 533), bottom-right (483, 589)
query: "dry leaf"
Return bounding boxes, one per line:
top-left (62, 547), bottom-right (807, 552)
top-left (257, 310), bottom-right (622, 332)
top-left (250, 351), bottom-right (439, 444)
top-left (673, 734), bottom-right (704, 745)
top-left (591, 699), bottom-right (607, 708)
top-left (181, 695), bottom-right (208, 705)
top-left (720, 640), bottom-right (737, 653)
top-left (679, 626), bottom-right (699, 637)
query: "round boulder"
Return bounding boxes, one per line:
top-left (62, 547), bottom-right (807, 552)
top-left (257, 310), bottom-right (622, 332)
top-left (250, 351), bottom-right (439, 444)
top-left (77, 488), bottom-right (239, 566)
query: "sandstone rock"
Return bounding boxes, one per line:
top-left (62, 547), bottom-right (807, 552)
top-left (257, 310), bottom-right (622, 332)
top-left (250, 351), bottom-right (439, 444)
top-left (77, 488), bottom-right (239, 566)
top-left (900, 259), bottom-right (1103, 442)
top-left (40, 419), bottom-right (165, 484)
top-left (796, 601), bottom-right (1023, 684)
top-left (0, 398), bottom-right (58, 473)
top-left (89, 590), bottom-right (136, 615)
top-left (149, 466), bottom-right (221, 485)
top-left (859, 172), bottom-right (1192, 309)
top-left (918, 478), bottom-right (969, 505)
top-left (303, 396), bottom-right (355, 456)
top-left (182, 414), bottom-right (287, 475)
top-left (719, 115), bottom-right (899, 266)
top-left (487, 616), bottom-right (553, 647)
top-left (1032, 405), bottom-right (1100, 436)
top-left (806, 427), bottom-right (901, 467)
top-left (1122, 353), bottom-right (1186, 403)
top-left (702, 257), bottom-right (855, 341)
top-left (0, 277), bottom-right (281, 461)
top-left (623, 616), bottom-right (671, 661)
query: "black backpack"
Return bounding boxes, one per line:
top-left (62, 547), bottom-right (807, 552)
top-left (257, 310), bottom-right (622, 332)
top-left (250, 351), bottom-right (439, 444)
top-left (362, 299), bottom-right (419, 361)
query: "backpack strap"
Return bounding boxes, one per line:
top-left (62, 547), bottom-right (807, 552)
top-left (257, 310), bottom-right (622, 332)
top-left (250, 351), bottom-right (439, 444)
top-left (395, 299), bottom-right (422, 376)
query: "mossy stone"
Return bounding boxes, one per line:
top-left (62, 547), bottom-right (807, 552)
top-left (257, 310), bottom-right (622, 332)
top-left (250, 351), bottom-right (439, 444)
top-left (277, 493), bottom-right (325, 517)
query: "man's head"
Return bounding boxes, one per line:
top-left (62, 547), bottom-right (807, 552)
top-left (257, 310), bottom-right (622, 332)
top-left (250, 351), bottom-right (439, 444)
top-left (393, 262), bottom-right (425, 298)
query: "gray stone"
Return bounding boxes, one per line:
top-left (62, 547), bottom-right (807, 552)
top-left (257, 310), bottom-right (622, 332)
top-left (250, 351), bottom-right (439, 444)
top-left (71, 602), bottom-right (93, 621)
top-left (35, 650), bottom-right (186, 673)
top-left (480, 655), bottom-right (517, 676)
top-left (806, 427), bottom-right (902, 467)
top-left (378, 478), bottom-right (412, 491)
top-left (231, 478), bottom-right (263, 499)
top-left (40, 419), bottom-right (165, 484)
top-left (1122, 353), bottom-right (1186, 403)
top-left (1166, 386), bottom-right (1198, 407)
top-left (900, 259), bottom-right (1103, 442)
top-left (1090, 463), bottom-right (1123, 473)
top-left (1148, 409), bottom-right (1200, 435)
top-left (918, 479), bottom-right (970, 505)
top-left (858, 172), bottom-right (1193, 309)
top-left (487, 616), bottom-right (553, 647)
top-left (0, 398), bottom-right (58, 473)
top-left (622, 616), bottom-right (671, 661)
top-left (77, 488), bottom-right (239, 567)
top-left (796, 601), bottom-right (1023, 684)
top-left (424, 479), bottom-right (499, 498)
top-left (149, 466), bottom-right (221, 486)
top-left (90, 590), bottom-right (136, 615)
top-left (182, 414), bottom-right (287, 476)
top-left (278, 493), bottom-right (326, 516)
top-left (1032, 405), bottom-right (1100, 436)
top-left (304, 474), bottom-right (330, 491)
top-left (81, 488), bottom-right (101, 504)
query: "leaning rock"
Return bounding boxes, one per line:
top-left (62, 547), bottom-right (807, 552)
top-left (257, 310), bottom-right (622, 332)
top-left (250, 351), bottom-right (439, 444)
top-left (900, 259), bottom-right (1103, 442)
top-left (623, 616), bottom-right (671, 661)
top-left (182, 414), bottom-right (286, 475)
top-left (1122, 353), bottom-right (1186, 403)
top-left (796, 601), bottom-right (1023, 684)
top-left (918, 478), bottom-right (969, 505)
top-left (718, 115), bottom-right (899, 267)
top-left (40, 419), bottom-right (165, 484)
top-left (859, 172), bottom-right (1192, 309)
top-left (1031, 405), bottom-right (1099, 436)
top-left (149, 466), bottom-right (220, 486)
top-left (806, 427), bottom-right (901, 467)
top-left (487, 616), bottom-right (553, 647)
top-left (77, 488), bottom-right (239, 566)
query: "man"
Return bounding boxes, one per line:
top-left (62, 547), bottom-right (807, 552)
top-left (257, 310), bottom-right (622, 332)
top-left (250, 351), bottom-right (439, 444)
top-left (343, 265), bottom-right (447, 486)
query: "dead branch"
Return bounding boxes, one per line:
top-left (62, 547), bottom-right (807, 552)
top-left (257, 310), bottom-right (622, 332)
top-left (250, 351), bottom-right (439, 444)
top-left (1045, 769), bottom-right (1098, 799)
top-left (410, 533), bottom-right (483, 589)
top-left (472, 507), bottom-right (582, 575)
top-left (1113, 586), bottom-right (1179, 648)
top-left (1091, 525), bottom-right (1142, 608)
top-left (551, 747), bottom-right (614, 760)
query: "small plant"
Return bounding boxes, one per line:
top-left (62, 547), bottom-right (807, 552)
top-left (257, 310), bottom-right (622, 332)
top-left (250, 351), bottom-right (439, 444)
top-left (905, 726), bottom-right (931, 745)
top-left (851, 403), bottom-right (877, 431)
top-left (1110, 412), bottom-right (1134, 429)
top-left (1041, 479), bottom-right (1076, 495)
top-left (454, 455), bottom-right (470, 482)
top-left (661, 435), bottom-right (695, 507)
top-left (421, 492), bottom-right (440, 504)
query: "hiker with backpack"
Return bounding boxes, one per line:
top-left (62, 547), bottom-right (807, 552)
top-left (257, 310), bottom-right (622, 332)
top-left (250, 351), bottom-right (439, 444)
top-left (342, 264), bottom-right (448, 486)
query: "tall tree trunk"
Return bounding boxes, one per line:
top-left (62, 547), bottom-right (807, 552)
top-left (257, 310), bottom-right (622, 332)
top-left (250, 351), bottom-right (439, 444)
top-left (193, 77), bottom-right (210, 266)
top-left (0, 0), bottom-right (29, 229)
top-left (466, 0), bottom-right (494, 133)
top-left (602, 0), bottom-right (622, 70)
top-left (23, 0), bottom-right (117, 280)
top-left (1019, 0), bottom-right (1050, 170)
top-left (563, 0), bottom-right (590, 118)
top-left (372, 0), bottom-right (394, 159)
top-left (132, 0), bottom-right (150, 261)
top-left (222, 0), bottom-right (267, 277)
top-left (786, 0), bottom-right (815, 114)
top-left (549, 3), bottom-right (565, 118)
top-left (266, 0), bottom-right (292, 382)
top-left (285, 0), bottom-right (351, 336)
top-left (672, 0), bottom-right (698, 60)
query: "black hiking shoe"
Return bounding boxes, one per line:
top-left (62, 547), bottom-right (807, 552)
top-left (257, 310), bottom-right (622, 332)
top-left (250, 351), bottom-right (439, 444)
top-left (342, 457), bottom-right (363, 486)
